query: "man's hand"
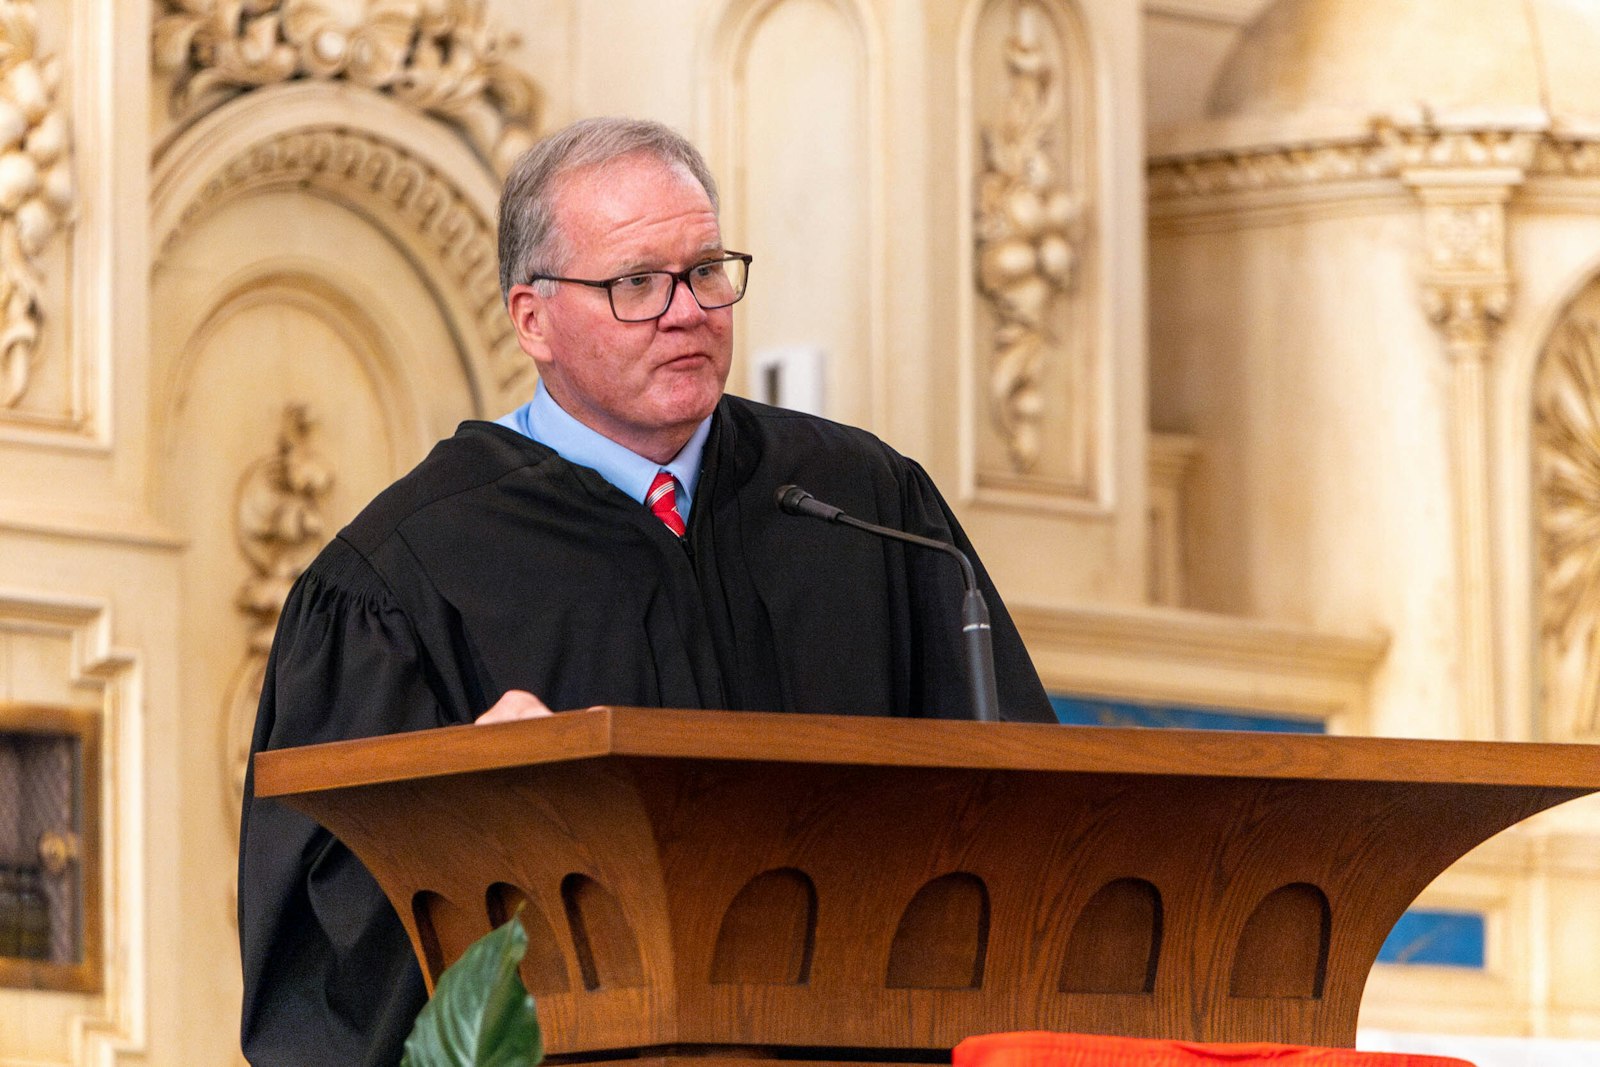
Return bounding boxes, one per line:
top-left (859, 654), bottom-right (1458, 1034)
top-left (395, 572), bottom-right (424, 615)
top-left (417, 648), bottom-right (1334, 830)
top-left (474, 689), bottom-right (555, 724)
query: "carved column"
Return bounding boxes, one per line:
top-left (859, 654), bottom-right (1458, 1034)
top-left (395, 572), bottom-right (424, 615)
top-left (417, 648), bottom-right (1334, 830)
top-left (1393, 126), bottom-right (1537, 740)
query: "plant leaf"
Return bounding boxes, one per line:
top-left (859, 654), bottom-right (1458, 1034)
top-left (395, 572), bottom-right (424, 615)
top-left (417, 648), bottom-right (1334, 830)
top-left (400, 916), bottom-right (543, 1067)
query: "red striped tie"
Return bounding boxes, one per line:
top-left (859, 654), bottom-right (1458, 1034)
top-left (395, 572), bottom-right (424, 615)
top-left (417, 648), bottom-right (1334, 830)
top-left (646, 470), bottom-right (686, 537)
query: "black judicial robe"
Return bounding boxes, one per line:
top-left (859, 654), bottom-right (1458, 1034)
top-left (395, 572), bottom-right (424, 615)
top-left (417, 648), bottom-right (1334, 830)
top-left (237, 395), bottom-right (1054, 1066)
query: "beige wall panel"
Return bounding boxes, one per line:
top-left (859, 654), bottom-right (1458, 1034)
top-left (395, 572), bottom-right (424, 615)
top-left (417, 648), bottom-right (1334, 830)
top-left (1150, 206), bottom-right (1462, 738)
top-left (719, 0), bottom-right (875, 430)
top-left (486, 0), bottom-right (576, 126)
top-left (565, 0), bottom-right (703, 129)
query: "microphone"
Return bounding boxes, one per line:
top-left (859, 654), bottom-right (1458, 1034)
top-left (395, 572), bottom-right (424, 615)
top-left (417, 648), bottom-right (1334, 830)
top-left (774, 484), bottom-right (1001, 723)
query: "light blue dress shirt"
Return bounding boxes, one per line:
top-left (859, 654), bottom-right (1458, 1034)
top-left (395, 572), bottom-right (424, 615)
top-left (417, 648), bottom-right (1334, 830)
top-left (495, 380), bottom-right (713, 520)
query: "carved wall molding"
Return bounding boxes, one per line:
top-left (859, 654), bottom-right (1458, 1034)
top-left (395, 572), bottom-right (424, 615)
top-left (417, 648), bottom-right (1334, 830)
top-left (1409, 185), bottom-right (1515, 365)
top-left (974, 1), bottom-right (1083, 474)
top-left (1150, 122), bottom-right (1571, 205)
top-left (152, 0), bottom-right (540, 176)
top-left (1148, 140), bottom-right (1392, 201)
top-left (1535, 316), bottom-right (1600, 742)
top-left (0, 0), bottom-right (76, 411)
top-left (1010, 600), bottom-right (1388, 731)
top-left (0, 590), bottom-right (143, 1063)
top-left (1147, 432), bottom-right (1199, 609)
top-left (1532, 136), bottom-right (1600, 179)
top-left (961, 0), bottom-right (1101, 511)
top-left (158, 121), bottom-right (531, 407)
top-left (224, 403), bottom-right (333, 830)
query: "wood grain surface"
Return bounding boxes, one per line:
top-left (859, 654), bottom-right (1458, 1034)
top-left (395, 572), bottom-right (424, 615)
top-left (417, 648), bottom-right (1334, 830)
top-left (255, 710), bottom-right (1600, 1054)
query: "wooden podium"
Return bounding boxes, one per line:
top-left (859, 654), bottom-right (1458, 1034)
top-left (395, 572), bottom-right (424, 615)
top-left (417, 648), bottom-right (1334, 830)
top-left (253, 709), bottom-right (1600, 1060)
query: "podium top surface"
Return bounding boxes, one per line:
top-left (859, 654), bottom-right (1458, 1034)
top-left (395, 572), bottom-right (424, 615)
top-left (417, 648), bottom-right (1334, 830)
top-left (253, 706), bottom-right (1600, 800)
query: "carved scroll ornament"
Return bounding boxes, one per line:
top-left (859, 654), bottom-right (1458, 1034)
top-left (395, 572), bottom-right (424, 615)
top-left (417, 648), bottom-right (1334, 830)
top-left (1535, 319), bottom-right (1600, 740)
top-left (153, 0), bottom-right (540, 175)
top-left (974, 2), bottom-right (1081, 474)
top-left (225, 404), bottom-right (335, 819)
top-left (0, 0), bottom-right (74, 409)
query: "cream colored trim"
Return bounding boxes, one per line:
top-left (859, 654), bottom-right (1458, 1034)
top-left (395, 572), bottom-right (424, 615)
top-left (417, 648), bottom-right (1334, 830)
top-left (1146, 432), bottom-right (1198, 607)
top-left (1011, 601), bottom-right (1388, 730)
top-left (0, 502), bottom-right (183, 550)
top-left (0, 589), bottom-right (145, 1066)
top-left (1149, 184), bottom-right (1412, 235)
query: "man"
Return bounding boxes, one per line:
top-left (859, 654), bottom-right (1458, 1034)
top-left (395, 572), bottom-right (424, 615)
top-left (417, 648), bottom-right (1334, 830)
top-left (238, 117), bottom-right (1054, 1066)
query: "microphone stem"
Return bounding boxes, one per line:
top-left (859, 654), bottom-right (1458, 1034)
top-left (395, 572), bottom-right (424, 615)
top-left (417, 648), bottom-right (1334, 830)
top-left (961, 588), bottom-right (1001, 724)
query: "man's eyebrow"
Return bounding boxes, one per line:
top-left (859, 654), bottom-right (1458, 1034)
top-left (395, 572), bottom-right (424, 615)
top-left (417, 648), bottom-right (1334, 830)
top-left (608, 244), bottom-right (728, 276)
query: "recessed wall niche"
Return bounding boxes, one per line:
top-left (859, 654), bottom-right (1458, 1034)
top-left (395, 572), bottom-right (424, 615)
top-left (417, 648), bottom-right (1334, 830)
top-left (0, 704), bottom-right (100, 992)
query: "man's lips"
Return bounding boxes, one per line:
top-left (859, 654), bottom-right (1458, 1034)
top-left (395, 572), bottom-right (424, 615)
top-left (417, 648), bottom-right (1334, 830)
top-left (657, 352), bottom-right (711, 369)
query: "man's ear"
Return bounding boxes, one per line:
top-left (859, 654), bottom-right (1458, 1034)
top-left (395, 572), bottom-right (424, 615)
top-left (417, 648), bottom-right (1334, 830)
top-left (507, 285), bottom-right (552, 363)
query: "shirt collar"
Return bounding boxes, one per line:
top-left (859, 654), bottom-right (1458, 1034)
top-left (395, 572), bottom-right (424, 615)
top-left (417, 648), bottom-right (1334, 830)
top-left (495, 380), bottom-right (713, 519)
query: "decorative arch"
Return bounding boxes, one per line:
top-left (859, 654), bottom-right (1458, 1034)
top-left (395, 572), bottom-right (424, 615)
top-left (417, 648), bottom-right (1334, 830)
top-left (151, 81), bottom-right (532, 416)
top-left (145, 36), bottom-right (545, 1011)
top-left (1532, 272), bottom-right (1600, 741)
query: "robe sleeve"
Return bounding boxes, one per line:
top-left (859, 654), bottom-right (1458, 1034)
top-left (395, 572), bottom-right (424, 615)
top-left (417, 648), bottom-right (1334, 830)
top-left (238, 538), bottom-right (447, 1066)
top-left (896, 458), bottom-right (1057, 724)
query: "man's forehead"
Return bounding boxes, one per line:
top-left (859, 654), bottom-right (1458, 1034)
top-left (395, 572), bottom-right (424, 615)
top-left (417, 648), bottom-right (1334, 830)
top-left (552, 153), bottom-right (711, 217)
top-left (552, 155), bottom-right (721, 269)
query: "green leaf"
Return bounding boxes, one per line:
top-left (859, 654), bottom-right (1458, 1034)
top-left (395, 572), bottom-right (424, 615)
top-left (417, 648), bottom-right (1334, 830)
top-left (400, 916), bottom-right (544, 1067)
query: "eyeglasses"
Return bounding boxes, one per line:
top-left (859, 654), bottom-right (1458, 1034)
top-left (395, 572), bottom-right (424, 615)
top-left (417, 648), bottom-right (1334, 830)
top-left (526, 253), bottom-right (753, 323)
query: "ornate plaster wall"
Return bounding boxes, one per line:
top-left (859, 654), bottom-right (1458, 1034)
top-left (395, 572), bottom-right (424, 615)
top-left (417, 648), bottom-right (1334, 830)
top-left (11, 0), bottom-right (1593, 1062)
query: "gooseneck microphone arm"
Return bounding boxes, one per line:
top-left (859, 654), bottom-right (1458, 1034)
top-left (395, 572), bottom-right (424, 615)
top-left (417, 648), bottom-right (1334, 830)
top-left (774, 484), bottom-right (1001, 723)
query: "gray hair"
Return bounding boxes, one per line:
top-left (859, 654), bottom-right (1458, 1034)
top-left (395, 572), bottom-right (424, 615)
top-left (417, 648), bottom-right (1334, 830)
top-left (497, 116), bottom-right (721, 302)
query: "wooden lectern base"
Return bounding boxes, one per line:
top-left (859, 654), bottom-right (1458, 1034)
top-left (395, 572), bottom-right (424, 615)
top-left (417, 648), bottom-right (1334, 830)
top-left (255, 708), bottom-right (1600, 1053)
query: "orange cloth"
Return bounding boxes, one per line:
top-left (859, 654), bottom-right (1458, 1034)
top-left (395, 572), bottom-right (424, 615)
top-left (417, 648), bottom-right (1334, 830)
top-left (954, 1031), bottom-right (1475, 1067)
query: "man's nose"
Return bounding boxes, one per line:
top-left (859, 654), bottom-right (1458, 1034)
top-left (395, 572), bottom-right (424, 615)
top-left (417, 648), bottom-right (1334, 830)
top-left (658, 275), bottom-right (708, 326)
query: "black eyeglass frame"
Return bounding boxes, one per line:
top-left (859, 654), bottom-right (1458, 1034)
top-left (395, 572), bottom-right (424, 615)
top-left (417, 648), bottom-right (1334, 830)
top-left (524, 252), bottom-right (754, 323)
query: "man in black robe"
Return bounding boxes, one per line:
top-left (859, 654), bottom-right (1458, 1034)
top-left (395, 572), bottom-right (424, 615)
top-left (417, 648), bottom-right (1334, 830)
top-left (238, 117), bottom-right (1054, 1066)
